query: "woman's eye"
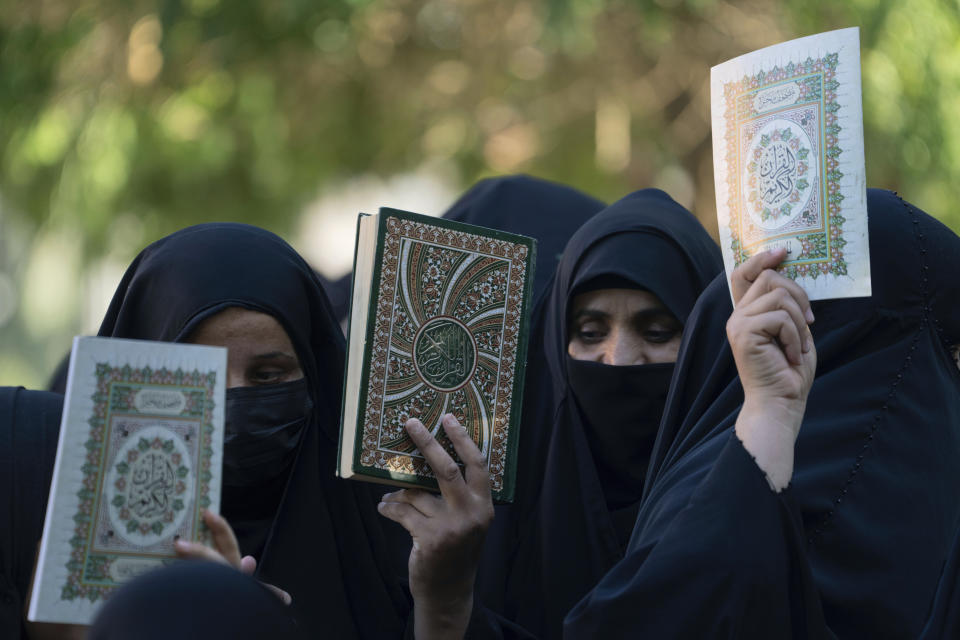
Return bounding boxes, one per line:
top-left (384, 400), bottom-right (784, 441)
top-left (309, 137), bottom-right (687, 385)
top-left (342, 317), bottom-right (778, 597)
top-left (642, 324), bottom-right (681, 344)
top-left (643, 331), bottom-right (675, 344)
top-left (574, 324), bottom-right (606, 342)
top-left (250, 369), bottom-right (285, 383)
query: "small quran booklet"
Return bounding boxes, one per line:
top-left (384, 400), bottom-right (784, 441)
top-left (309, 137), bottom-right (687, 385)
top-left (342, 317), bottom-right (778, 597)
top-left (338, 208), bottom-right (536, 503)
top-left (28, 336), bottom-right (226, 625)
top-left (711, 27), bottom-right (871, 300)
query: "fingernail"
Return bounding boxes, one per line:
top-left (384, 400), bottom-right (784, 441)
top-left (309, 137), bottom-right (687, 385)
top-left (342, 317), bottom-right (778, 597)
top-left (175, 540), bottom-right (191, 550)
top-left (804, 336), bottom-right (813, 352)
top-left (405, 420), bottom-right (424, 434)
top-left (805, 308), bottom-right (815, 324)
top-left (376, 502), bottom-right (385, 512)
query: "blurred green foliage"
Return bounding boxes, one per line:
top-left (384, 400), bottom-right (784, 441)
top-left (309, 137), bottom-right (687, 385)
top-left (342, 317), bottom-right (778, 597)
top-left (2, 0), bottom-right (959, 386)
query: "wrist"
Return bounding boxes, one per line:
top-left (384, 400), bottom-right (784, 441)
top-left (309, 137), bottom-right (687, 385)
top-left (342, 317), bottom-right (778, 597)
top-left (736, 398), bottom-right (806, 492)
top-left (413, 590), bottom-right (473, 640)
top-left (738, 395), bottom-right (806, 429)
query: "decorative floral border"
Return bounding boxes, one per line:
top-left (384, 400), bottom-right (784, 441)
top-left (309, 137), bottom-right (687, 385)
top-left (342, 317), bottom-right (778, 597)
top-left (359, 217), bottom-right (529, 492)
top-left (61, 365), bottom-right (216, 603)
top-left (723, 52), bottom-right (849, 280)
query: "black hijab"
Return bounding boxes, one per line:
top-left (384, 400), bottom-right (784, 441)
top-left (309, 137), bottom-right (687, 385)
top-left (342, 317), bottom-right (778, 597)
top-left (96, 223), bottom-right (408, 638)
top-left (90, 561), bottom-right (304, 639)
top-left (0, 387), bottom-right (62, 640)
top-left (441, 174), bottom-right (606, 302)
top-left (566, 190), bottom-right (960, 638)
top-left (321, 175), bottom-right (606, 321)
top-left (475, 189), bottom-right (721, 638)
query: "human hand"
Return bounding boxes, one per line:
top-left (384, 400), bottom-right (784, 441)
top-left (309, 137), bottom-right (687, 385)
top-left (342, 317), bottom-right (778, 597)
top-left (378, 414), bottom-right (494, 640)
top-left (727, 249), bottom-right (817, 490)
top-left (728, 248), bottom-right (817, 407)
top-left (175, 510), bottom-right (291, 605)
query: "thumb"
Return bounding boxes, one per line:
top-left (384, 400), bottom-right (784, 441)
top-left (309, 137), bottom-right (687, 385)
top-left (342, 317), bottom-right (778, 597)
top-left (240, 555), bottom-right (257, 575)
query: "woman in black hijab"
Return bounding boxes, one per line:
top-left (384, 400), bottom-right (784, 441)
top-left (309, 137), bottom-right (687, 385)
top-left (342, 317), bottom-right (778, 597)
top-left (0, 387), bottom-right (63, 639)
top-left (95, 223), bottom-right (408, 638)
top-left (565, 190), bottom-right (960, 638)
top-left (462, 189), bottom-right (722, 638)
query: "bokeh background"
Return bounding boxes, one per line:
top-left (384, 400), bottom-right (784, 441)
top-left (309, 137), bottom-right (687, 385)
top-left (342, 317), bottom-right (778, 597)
top-left (2, 0), bottom-right (959, 387)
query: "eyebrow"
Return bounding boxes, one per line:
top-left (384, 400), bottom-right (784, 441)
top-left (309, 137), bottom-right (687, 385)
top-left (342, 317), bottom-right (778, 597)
top-left (572, 307), bottom-right (675, 324)
top-left (249, 351), bottom-right (299, 363)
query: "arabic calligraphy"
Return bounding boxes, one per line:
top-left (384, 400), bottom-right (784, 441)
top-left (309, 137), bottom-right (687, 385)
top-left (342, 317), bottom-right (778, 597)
top-left (413, 318), bottom-right (477, 391)
top-left (759, 141), bottom-right (797, 206)
top-left (743, 118), bottom-right (817, 231)
top-left (753, 82), bottom-right (801, 113)
top-left (105, 424), bottom-right (194, 546)
top-left (129, 452), bottom-right (175, 518)
top-left (134, 389), bottom-right (186, 415)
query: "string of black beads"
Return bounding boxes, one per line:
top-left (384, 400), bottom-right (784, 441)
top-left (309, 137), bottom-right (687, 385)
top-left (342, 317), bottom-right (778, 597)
top-left (807, 191), bottom-right (930, 546)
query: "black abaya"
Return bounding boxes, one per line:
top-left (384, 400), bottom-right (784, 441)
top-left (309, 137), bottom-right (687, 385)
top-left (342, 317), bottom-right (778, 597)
top-left (96, 223), bottom-right (409, 638)
top-left (474, 189), bottom-right (722, 638)
top-left (565, 190), bottom-right (960, 638)
top-left (0, 387), bottom-right (63, 639)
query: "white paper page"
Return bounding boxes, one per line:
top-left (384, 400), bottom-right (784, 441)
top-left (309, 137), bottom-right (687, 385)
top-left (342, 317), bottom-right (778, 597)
top-left (711, 27), bottom-right (870, 300)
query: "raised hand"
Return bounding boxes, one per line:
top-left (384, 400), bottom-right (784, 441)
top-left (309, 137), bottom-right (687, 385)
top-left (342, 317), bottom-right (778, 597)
top-left (726, 249), bottom-right (817, 491)
top-left (378, 414), bottom-right (494, 640)
top-left (175, 509), bottom-right (291, 605)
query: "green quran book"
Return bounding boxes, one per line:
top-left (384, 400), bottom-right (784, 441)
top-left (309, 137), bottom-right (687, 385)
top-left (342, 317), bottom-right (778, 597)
top-left (337, 208), bottom-right (536, 503)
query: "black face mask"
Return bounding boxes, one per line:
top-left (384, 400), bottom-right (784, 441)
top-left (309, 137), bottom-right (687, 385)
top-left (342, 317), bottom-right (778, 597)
top-left (567, 357), bottom-right (675, 508)
top-left (222, 378), bottom-right (313, 489)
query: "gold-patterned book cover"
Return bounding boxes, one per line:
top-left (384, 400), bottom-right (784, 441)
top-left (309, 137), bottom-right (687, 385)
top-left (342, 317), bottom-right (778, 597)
top-left (338, 208), bottom-right (536, 502)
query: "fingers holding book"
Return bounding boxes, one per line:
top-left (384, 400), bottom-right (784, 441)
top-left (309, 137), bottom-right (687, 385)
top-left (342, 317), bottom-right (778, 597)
top-left (378, 414), bottom-right (494, 639)
top-left (726, 252), bottom-right (817, 400)
top-left (175, 510), bottom-right (292, 605)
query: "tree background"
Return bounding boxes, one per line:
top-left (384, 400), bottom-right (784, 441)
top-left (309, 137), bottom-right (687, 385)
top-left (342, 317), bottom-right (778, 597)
top-left (2, 0), bottom-right (958, 386)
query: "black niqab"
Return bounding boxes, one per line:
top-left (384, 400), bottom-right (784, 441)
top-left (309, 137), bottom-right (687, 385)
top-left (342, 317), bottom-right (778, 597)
top-left (96, 223), bottom-right (408, 638)
top-left (566, 190), bottom-right (960, 638)
top-left (475, 189), bottom-right (721, 638)
top-left (0, 387), bottom-right (62, 640)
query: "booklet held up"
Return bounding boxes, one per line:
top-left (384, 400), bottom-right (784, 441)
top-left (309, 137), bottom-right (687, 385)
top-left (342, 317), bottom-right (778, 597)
top-left (28, 337), bottom-right (226, 625)
top-left (711, 27), bottom-right (871, 300)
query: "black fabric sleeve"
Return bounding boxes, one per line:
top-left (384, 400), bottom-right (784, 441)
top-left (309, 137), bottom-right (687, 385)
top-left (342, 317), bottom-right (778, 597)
top-left (563, 432), bottom-right (833, 640)
top-left (401, 586), bottom-right (538, 640)
top-left (1, 388), bottom-right (62, 640)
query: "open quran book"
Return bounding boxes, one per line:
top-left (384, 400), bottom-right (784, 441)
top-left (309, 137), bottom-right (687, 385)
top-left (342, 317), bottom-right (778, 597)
top-left (28, 336), bottom-right (226, 625)
top-left (337, 208), bottom-right (536, 503)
